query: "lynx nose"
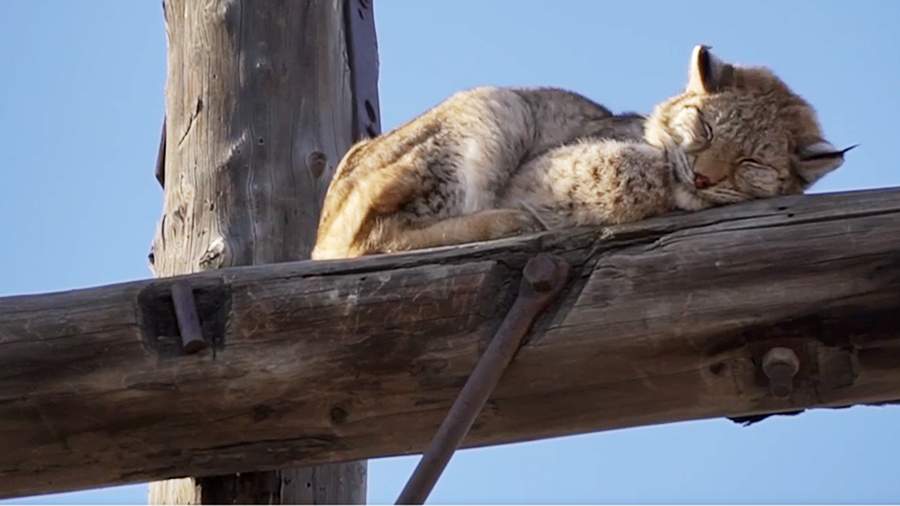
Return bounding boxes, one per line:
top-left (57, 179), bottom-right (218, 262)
top-left (693, 173), bottom-right (712, 189)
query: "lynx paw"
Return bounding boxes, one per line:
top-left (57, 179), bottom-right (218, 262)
top-left (485, 209), bottom-right (545, 240)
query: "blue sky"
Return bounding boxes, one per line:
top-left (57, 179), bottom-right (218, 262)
top-left (1, 0), bottom-right (899, 503)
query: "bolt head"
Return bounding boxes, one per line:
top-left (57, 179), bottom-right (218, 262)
top-left (762, 347), bottom-right (800, 398)
top-left (523, 254), bottom-right (560, 292)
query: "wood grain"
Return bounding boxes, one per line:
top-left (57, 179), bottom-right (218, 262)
top-left (147, 0), bottom-right (375, 502)
top-left (1, 188), bottom-right (899, 498)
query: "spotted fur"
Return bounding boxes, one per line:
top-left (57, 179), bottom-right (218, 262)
top-left (312, 46), bottom-right (847, 260)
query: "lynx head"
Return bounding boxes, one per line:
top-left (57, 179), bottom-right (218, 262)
top-left (645, 45), bottom-right (852, 207)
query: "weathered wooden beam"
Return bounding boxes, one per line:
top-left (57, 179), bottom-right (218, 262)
top-left (2, 188), bottom-right (900, 498)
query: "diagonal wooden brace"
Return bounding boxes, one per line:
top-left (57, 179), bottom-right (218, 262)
top-left (396, 254), bottom-right (570, 504)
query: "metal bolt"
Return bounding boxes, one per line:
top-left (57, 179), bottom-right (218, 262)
top-left (171, 282), bottom-right (208, 354)
top-left (762, 347), bottom-right (799, 398)
top-left (395, 254), bottom-right (569, 505)
top-left (523, 254), bottom-right (564, 293)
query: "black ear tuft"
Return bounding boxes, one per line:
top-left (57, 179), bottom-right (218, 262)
top-left (800, 143), bottom-right (858, 161)
top-left (795, 142), bottom-right (854, 185)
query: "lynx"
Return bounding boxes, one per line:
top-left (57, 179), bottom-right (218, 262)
top-left (312, 46), bottom-right (849, 260)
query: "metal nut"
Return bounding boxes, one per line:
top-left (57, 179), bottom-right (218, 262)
top-left (762, 347), bottom-right (799, 398)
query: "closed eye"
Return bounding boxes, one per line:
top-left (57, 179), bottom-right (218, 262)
top-left (691, 107), bottom-right (714, 142)
top-left (734, 159), bottom-right (782, 197)
top-left (700, 118), bottom-right (713, 142)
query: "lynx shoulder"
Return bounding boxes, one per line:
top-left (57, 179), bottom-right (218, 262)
top-left (312, 46), bottom-right (849, 260)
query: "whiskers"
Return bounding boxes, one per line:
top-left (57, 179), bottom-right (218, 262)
top-left (662, 141), bottom-right (697, 187)
top-left (663, 141), bottom-right (754, 208)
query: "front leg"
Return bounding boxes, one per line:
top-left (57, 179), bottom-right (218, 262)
top-left (377, 209), bottom-right (544, 253)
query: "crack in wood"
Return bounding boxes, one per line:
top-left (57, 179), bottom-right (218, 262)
top-left (2, 188), bottom-right (900, 498)
top-left (177, 97), bottom-right (203, 147)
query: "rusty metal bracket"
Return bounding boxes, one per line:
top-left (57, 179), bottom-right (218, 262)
top-left (396, 254), bottom-right (570, 505)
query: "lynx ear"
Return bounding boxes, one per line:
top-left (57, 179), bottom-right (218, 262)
top-left (687, 45), bottom-right (735, 94)
top-left (794, 141), bottom-right (856, 185)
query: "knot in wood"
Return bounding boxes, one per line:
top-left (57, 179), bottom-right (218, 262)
top-left (330, 406), bottom-right (349, 425)
top-left (306, 151), bottom-right (327, 178)
top-left (762, 347), bottom-right (800, 398)
top-left (198, 237), bottom-right (229, 270)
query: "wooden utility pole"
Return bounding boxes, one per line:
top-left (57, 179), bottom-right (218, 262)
top-left (148, 0), bottom-right (379, 503)
top-left (1, 188), bottom-right (900, 499)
